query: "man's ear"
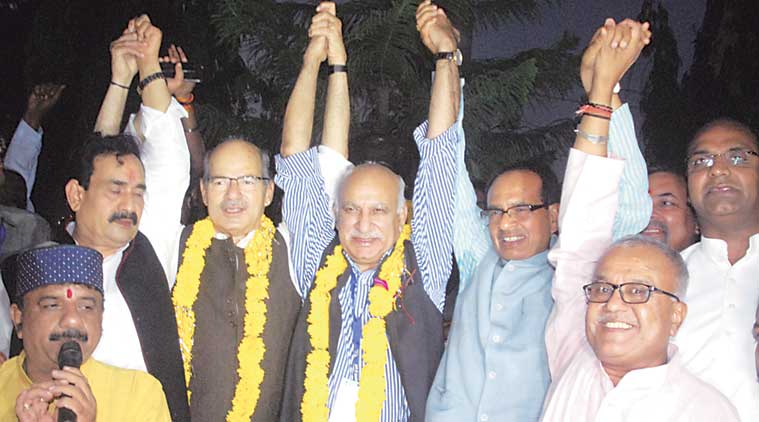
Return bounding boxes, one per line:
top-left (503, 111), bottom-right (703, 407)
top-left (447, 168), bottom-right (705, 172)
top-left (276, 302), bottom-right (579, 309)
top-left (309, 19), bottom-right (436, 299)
top-left (65, 179), bottom-right (85, 213)
top-left (199, 181), bottom-right (209, 207)
top-left (264, 181), bottom-right (275, 207)
top-left (548, 203), bottom-right (560, 234)
top-left (10, 303), bottom-right (23, 340)
top-left (399, 201), bottom-right (409, 228)
top-left (669, 302), bottom-right (688, 337)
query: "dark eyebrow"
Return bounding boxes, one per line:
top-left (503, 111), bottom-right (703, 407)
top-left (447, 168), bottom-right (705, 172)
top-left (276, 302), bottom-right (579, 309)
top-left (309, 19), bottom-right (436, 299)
top-left (110, 179), bottom-right (146, 191)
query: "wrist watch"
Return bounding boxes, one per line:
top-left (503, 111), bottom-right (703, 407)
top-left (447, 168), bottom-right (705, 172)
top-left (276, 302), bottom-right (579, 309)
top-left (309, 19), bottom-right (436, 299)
top-left (434, 48), bottom-right (463, 66)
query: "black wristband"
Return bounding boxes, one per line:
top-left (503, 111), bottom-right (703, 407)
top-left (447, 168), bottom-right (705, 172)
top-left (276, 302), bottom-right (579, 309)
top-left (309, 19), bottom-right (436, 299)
top-left (327, 64), bottom-right (347, 75)
top-left (138, 72), bottom-right (166, 91)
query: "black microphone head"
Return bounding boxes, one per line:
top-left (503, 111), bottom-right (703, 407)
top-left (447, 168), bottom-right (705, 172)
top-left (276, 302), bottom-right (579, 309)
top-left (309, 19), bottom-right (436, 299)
top-left (57, 341), bottom-right (82, 370)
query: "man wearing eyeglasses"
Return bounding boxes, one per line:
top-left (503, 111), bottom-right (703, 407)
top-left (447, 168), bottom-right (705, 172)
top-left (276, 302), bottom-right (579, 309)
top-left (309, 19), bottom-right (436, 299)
top-left (542, 234), bottom-right (739, 420)
top-left (670, 117), bottom-right (759, 420)
top-left (426, 18), bottom-right (653, 422)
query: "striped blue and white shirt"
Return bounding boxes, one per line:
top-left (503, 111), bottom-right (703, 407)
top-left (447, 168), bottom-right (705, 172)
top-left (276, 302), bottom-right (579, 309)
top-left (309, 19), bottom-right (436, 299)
top-left (275, 120), bottom-right (459, 421)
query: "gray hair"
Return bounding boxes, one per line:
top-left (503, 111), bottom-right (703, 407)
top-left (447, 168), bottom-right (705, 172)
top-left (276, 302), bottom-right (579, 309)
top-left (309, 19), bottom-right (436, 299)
top-left (333, 162), bottom-right (406, 217)
top-left (202, 136), bottom-right (271, 182)
top-left (598, 234), bottom-right (689, 297)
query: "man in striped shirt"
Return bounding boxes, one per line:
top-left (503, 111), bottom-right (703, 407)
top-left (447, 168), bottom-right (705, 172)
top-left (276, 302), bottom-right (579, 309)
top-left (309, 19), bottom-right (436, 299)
top-left (276, 2), bottom-right (460, 421)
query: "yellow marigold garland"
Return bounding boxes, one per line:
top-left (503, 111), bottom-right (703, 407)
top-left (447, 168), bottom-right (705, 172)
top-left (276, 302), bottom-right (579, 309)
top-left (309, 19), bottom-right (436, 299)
top-left (172, 216), bottom-right (276, 422)
top-left (301, 225), bottom-right (412, 422)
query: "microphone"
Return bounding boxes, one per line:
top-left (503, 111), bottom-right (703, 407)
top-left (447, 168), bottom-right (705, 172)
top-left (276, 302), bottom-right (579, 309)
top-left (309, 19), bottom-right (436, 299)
top-left (57, 341), bottom-right (82, 422)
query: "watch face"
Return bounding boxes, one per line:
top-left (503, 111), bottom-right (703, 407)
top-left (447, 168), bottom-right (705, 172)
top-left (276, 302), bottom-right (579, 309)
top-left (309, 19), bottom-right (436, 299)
top-left (454, 49), bottom-right (463, 66)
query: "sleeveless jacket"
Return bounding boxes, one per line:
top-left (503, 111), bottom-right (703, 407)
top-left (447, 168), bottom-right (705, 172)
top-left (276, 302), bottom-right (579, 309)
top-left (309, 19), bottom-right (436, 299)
top-left (178, 225), bottom-right (301, 421)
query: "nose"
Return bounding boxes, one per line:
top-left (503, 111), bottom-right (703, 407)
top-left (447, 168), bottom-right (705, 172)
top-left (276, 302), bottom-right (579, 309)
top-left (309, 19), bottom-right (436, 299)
top-left (497, 211), bottom-right (518, 231)
top-left (59, 302), bottom-right (85, 330)
top-left (357, 209), bottom-right (372, 233)
top-left (604, 288), bottom-right (627, 312)
top-left (225, 179), bottom-right (242, 200)
top-left (708, 155), bottom-right (731, 177)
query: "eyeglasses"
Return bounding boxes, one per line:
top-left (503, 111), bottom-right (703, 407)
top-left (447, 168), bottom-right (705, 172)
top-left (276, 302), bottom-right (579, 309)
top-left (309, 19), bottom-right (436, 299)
top-left (686, 149), bottom-right (758, 172)
top-left (206, 175), bottom-right (269, 191)
top-left (583, 281), bottom-right (680, 304)
top-left (480, 204), bottom-right (546, 221)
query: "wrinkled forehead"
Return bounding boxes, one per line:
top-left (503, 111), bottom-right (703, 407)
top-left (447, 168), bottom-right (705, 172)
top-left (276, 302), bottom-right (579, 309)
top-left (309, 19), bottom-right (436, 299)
top-left (339, 165), bottom-right (400, 206)
top-left (594, 245), bottom-right (678, 290)
top-left (208, 141), bottom-right (264, 175)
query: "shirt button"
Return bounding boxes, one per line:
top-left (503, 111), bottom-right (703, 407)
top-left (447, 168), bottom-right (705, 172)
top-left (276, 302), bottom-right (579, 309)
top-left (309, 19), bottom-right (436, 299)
top-left (506, 264), bottom-right (515, 272)
top-left (727, 303), bottom-right (736, 309)
top-left (492, 335), bottom-right (502, 343)
top-left (487, 371), bottom-right (497, 379)
top-left (480, 414), bottom-right (489, 422)
top-left (494, 303), bottom-right (503, 311)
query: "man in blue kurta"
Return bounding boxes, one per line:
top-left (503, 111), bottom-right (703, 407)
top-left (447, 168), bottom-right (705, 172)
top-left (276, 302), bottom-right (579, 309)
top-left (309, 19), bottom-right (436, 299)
top-left (425, 19), bottom-right (652, 422)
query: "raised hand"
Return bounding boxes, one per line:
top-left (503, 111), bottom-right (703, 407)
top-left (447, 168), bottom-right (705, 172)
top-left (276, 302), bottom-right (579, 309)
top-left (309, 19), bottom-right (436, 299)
top-left (23, 83), bottom-right (66, 130)
top-left (308, 2), bottom-right (347, 66)
top-left (160, 44), bottom-right (195, 98)
top-left (416, 0), bottom-right (459, 54)
top-left (591, 19), bottom-right (651, 94)
top-left (133, 14), bottom-right (162, 72)
top-left (110, 19), bottom-right (145, 88)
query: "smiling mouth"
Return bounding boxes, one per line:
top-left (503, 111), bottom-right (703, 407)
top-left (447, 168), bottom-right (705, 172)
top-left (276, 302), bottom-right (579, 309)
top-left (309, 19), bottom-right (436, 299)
top-left (501, 235), bottom-right (526, 243)
top-left (602, 321), bottom-right (634, 329)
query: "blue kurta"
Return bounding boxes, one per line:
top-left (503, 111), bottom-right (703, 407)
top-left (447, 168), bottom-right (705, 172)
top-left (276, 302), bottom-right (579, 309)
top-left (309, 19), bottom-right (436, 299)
top-left (426, 248), bottom-right (553, 422)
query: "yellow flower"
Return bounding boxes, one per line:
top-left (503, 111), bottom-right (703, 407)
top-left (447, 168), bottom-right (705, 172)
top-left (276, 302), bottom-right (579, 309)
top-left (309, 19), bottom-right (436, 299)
top-left (301, 226), bottom-right (411, 422)
top-left (173, 216), bottom-right (275, 422)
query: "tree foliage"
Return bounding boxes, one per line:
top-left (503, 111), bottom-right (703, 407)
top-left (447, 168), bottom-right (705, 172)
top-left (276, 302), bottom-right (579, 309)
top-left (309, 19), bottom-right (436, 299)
top-left (211, 0), bottom-right (578, 185)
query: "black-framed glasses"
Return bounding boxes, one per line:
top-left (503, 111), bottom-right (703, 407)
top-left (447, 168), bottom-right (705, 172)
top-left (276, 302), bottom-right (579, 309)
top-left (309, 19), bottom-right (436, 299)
top-left (582, 281), bottom-right (680, 304)
top-left (207, 175), bottom-right (270, 191)
top-left (686, 149), bottom-right (758, 172)
top-left (480, 204), bottom-right (546, 221)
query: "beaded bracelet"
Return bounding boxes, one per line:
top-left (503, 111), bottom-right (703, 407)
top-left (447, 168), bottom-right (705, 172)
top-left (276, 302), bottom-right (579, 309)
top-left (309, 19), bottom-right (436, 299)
top-left (138, 72), bottom-right (166, 91)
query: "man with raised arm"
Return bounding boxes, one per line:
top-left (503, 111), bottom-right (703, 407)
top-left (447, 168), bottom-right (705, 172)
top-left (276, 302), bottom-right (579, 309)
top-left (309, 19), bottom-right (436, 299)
top-left (45, 16), bottom-right (190, 420)
top-left (540, 19), bottom-right (738, 421)
top-left (426, 15), bottom-right (653, 422)
top-left (276, 2), bottom-right (459, 420)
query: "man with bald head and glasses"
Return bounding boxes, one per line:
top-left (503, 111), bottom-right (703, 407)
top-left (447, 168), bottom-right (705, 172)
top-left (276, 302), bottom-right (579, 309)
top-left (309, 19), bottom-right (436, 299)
top-left (542, 235), bottom-right (738, 420)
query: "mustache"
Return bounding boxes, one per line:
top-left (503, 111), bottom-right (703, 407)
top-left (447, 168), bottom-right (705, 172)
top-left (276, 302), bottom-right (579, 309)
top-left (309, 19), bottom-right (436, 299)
top-left (596, 314), bottom-right (637, 326)
top-left (49, 329), bottom-right (88, 342)
top-left (221, 199), bottom-right (246, 210)
top-left (349, 230), bottom-right (383, 240)
top-left (643, 220), bottom-right (668, 234)
top-left (108, 211), bottom-right (138, 225)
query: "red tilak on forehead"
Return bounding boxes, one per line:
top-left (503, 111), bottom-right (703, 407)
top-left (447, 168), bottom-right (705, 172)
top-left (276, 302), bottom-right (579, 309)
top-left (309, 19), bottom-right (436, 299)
top-left (66, 288), bottom-right (73, 299)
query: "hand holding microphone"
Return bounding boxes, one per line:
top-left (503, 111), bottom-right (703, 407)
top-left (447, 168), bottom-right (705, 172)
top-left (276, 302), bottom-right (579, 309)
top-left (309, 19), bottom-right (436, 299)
top-left (51, 341), bottom-right (96, 422)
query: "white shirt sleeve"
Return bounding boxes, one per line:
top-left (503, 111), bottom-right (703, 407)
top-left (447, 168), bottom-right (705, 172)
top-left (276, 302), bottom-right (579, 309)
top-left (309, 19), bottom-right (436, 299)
top-left (4, 119), bottom-right (42, 212)
top-left (0, 274), bottom-right (12, 358)
top-left (127, 98), bottom-right (189, 286)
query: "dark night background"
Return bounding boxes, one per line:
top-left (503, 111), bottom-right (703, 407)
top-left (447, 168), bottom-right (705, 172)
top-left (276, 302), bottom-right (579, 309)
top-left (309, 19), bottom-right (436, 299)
top-left (0, 0), bottom-right (757, 226)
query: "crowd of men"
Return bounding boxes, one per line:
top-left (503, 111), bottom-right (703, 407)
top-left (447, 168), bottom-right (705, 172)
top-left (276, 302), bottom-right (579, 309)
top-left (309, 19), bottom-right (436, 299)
top-left (0, 1), bottom-right (756, 421)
